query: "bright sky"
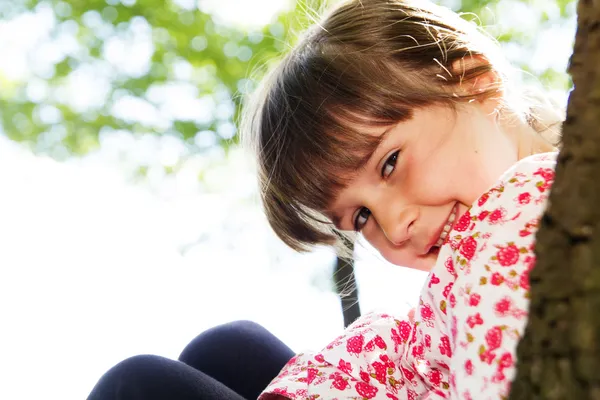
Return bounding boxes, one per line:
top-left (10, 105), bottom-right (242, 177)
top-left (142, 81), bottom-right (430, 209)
top-left (0, 2), bottom-right (427, 399)
top-left (0, 133), bottom-right (425, 399)
top-left (0, 0), bottom-right (576, 399)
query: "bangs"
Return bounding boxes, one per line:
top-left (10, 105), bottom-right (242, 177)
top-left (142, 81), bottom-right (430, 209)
top-left (244, 0), bottom-right (502, 252)
top-left (253, 47), bottom-right (421, 251)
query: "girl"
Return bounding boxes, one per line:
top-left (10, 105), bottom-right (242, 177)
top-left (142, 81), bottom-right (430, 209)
top-left (245, 0), bottom-right (562, 398)
top-left (89, 0), bottom-right (563, 399)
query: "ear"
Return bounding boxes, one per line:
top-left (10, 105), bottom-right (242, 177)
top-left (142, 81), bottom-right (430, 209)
top-left (450, 55), bottom-right (503, 116)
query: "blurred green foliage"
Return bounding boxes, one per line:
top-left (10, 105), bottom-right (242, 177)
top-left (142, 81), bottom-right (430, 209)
top-left (0, 0), bottom-right (576, 164)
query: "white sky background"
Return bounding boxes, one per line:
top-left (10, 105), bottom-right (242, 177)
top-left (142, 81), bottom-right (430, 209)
top-left (0, 2), bottom-right (426, 399)
top-left (0, 1), bottom-right (575, 399)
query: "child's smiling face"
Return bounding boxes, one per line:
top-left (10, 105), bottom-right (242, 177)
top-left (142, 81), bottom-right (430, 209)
top-left (327, 102), bottom-right (519, 271)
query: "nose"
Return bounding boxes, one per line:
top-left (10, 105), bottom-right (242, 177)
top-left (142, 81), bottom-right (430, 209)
top-left (371, 202), bottom-right (418, 246)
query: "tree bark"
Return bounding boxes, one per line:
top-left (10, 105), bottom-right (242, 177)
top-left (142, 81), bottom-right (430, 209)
top-left (510, 1), bottom-right (600, 398)
top-left (333, 243), bottom-right (361, 328)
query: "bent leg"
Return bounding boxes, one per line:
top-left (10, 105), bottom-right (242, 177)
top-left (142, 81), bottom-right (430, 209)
top-left (87, 354), bottom-right (247, 400)
top-left (178, 320), bottom-right (295, 400)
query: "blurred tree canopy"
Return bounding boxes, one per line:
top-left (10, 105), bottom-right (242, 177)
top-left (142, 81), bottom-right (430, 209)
top-left (0, 0), bottom-right (576, 169)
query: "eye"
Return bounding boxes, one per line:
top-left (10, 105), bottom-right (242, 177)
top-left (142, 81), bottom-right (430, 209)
top-left (354, 207), bottom-right (371, 231)
top-left (381, 150), bottom-right (400, 178)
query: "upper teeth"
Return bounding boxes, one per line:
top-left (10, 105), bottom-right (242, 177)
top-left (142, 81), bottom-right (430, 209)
top-left (435, 205), bottom-right (458, 247)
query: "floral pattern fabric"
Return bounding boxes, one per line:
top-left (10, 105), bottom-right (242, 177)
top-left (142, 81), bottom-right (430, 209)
top-left (259, 153), bottom-right (557, 400)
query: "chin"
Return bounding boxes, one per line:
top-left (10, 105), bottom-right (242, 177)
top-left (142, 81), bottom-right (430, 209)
top-left (384, 249), bottom-right (440, 272)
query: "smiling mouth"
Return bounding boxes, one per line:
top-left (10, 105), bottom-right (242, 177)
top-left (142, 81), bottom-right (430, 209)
top-left (434, 203), bottom-right (459, 247)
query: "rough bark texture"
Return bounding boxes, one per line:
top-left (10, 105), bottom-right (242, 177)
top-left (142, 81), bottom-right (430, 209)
top-left (333, 245), bottom-right (361, 328)
top-left (510, 1), bottom-right (600, 398)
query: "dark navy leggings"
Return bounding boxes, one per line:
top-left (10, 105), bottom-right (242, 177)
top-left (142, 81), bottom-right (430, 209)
top-left (87, 321), bottom-right (295, 400)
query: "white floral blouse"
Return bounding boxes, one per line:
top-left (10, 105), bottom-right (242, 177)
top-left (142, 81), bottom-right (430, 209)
top-left (259, 152), bottom-right (557, 400)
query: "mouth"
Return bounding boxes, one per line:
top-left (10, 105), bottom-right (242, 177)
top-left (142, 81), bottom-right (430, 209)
top-left (425, 203), bottom-right (459, 255)
top-left (435, 203), bottom-right (459, 247)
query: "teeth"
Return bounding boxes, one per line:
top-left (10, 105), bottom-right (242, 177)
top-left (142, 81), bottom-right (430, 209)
top-left (434, 205), bottom-right (458, 247)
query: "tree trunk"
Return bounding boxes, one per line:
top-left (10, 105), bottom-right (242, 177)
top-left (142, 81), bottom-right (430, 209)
top-left (333, 243), bottom-right (361, 328)
top-left (510, 1), bottom-right (600, 398)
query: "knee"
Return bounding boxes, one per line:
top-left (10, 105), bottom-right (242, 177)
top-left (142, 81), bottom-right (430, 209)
top-left (200, 320), bottom-right (272, 345)
top-left (179, 320), bottom-right (272, 361)
top-left (109, 354), bottom-right (166, 378)
top-left (223, 320), bottom-right (268, 334)
top-left (88, 355), bottom-right (169, 398)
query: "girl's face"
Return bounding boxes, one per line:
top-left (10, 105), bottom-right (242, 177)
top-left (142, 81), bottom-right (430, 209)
top-left (327, 102), bottom-right (518, 271)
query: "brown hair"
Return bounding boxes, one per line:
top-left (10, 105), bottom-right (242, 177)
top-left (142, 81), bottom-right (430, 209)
top-left (242, 0), bottom-right (534, 253)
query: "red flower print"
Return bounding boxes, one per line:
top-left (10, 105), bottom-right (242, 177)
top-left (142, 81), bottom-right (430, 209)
top-left (371, 361), bottom-right (387, 384)
top-left (520, 272), bottom-right (530, 290)
top-left (355, 382), bottom-right (378, 399)
top-left (536, 181), bottom-right (551, 192)
top-left (519, 228), bottom-right (532, 237)
top-left (346, 334), bottom-right (364, 355)
top-left (379, 354), bottom-right (394, 369)
top-left (411, 344), bottom-right (424, 358)
top-left (480, 349), bottom-right (496, 364)
top-left (314, 354), bottom-right (325, 363)
top-left (331, 373), bottom-right (349, 390)
top-left (517, 192), bottom-right (531, 204)
top-left (428, 273), bottom-right (440, 288)
top-left (374, 335), bottom-right (386, 349)
top-left (468, 293), bottom-right (481, 306)
top-left (428, 369), bottom-right (443, 386)
top-left (407, 389), bottom-right (417, 400)
top-left (439, 335), bottom-right (452, 357)
top-left (420, 304), bottom-right (435, 327)
top-left (460, 236), bottom-right (478, 260)
top-left (443, 282), bottom-right (453, 298)
top-left (496, 243), bottom-right (520, 266)
top-left (359, 370), bottom-right (370, 382)
top-left (424, 334), bottom-right (432, 348)
top-left (490, 272), bottom-right (504, 286)
top-left (466, 313), bottom-right (484, 328)
top-left (524, 255), bottom-right (536, 272)
top-left (494, 297), bottom-right (512, 317)
top-left (338, 359), bottom-right (353, 374)
top-left (478, 210), bottom-right (490, 221)
top-left (386, 394), bottom-right (399, 400)
top-left (454, 210), bottom-right (471, 231)
top-left (534, 167), bottom-right (555, 192)
top-left (499, 351), bottom-right (513, 369)
top-left (402, 366), bottom-right (415, 382)
top-left (478, 192), bottom-right (490, 206)
top-left (438, 361), bottom-right (450, 371)
top-left (272, 387), bottom-right (293, 397)
top-left (492, 368), bottom-right (506, 383)
top-left (306, 368), bottom-right (319, 384)
top-left (444, 257), bottom-right (457, 277)
top-left (488, 208), bottom-right (506, 224)
top-left (485, 327), bottom-right (503, 351)
top-left (397, 320), bottom-right (412, 342)
top-left (464, 359), bottom-right (474, 375)
top-left (534, 167), bottom-right (555, 181)
top-left (449, 293), bottom-right (457, 308)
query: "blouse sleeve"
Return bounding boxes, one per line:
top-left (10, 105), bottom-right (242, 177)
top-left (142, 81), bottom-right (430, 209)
top-left (446, 153), bottom-right (555, 399)
top-left (260, 308), bottom-right (454, 400)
